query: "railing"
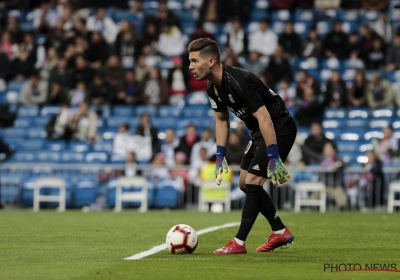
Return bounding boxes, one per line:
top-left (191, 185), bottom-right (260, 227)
top-left (0, 163), bottom-right (399, 212)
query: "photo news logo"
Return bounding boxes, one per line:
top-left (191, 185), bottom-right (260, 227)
top-left (324, 263), bottom-right (400, 273)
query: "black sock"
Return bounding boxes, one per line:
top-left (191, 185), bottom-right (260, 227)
top-left (235, 184), bottom-right (262, 241)
top-left (259, 188), bottom-right (285, 231)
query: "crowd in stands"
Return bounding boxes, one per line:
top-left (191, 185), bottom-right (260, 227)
top-left (2, 0), bottom-right (400, 208)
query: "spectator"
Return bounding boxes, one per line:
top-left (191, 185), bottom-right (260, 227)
top-left (46, 102), bottom-right (73, 140)
top-left (315, 0), bottom-right (341, 9)
top-left (277, 78), bottom-right (296, 108)
top-left (0, 31), bottom-right (15, 60)
top-left (113, 123), bottom-right (131, 156)
top-left (373, 125), bottom-right (400, 166)
top-left (248, 19), bottom-right (278, 57)
top-left (85, 32), bottom-right (110, 69)
top-left (69, 80), bottom-right (87, 108)
top-left (6, 43), bottom-right (34, 81)
top-left (135, 54), bottom-right (150, 83)
top-left (346, 31), bottom-right (361, 59)
top-left (128, 0), bottom-right (145, 33)
top-left (123, 70), bottom-right (141, 105)
top-left (124, 151), bottom-right (141, 177)
top-left (108, 77), bottom-right (126, 105)
top-left (348, 69), bottom-right (368, 108)
top-left (33, 0), bottom-right (60, 34)
top-left (324, 71), bottom-right (348, 108)
top-left (372, 10), bottom-right (394, 46)
top-left (190, 21), bottom-right (216, 42)
top-left (160, 128), bottom-right (180, 167)
top-left (278, 21), bottom-right (302, 58)
top-left (137, 22), bottom-right (159, 57)
top-left (19, 71), bottom-right (48, 105)
top-left (322, 21), bottom-right (348, 59)
top-left (146, 0), bottom-right (180, 32)
top-left (146, 153), bottom-right (170, 181)
top-left (47, 79), bottom-right (68, 105)
top-left (244, 51), bottom-right (264, 77)
top-left (294, 88), bottom-right (324, 127)
top-left (72, 55), bottom-right (93, 86)
top-left (318, 142), bottom-right (347, 210)
top-left (188, 146), bottom-right (209, 190)
top-left (88, 73), bottom-right (110, 105)
top-left (199, 0), bottom-right (231, 24)
top-left (265, 45), bottom-right (293, 85)
top-left (156, 21), bottom-right (187, 57)
top-left (23, 32), bottom-right (45, 69)
top-left (190, 128), bottom-right (216, 166)
top-left (301, 122), bottom-right (335, 165)
top-left (86, 7), bottom-right (118, 44)
top-left (225, 130), bottom-right (245, 165)
top-left (0, 49), bottom-right (9, 80)
top-left (48, 57), bottom-right (73, 91)
top-left (134, 113), bottom-right (159, 154)
top-left (167, 56), bottom-right (190, 97)
top-left (39, 46), bottom-right (59, 80)
top-left (140, 67), bottom-right (169, 106)
top-left (364, 37), bottom-right (386, 70)
top-left (114, 19), bottom-right (139, 65)
top-left (296, 70), bottom-right (321, 103)
top-left (222, 50), bottom-right (242, 68)
top-left (176, 123), bottom-right (200, 165)
top-left (43, 21), bottom-right (67, 54)
top-left (170, 151), bottom-right (190, 190)
top-left (101, 55), bottom-right (125, 84)
top-left (386, 34), bottom-right (400, 71)
top-left (366, 73), bottom-right (393, 109)
top-left (7, 14), bottom-right (23, 44)
top-left (361, 0), bottom-right (389, 12)
top-left (359, 25), bottom-right (376, 62)
top-left (69, 102), bottom-right (98, 143)
top-left (225, 18), bottom-right (248, 57)
top-left (301, 27), bottom-right (322, 59)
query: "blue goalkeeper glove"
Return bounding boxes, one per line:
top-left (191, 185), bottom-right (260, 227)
top-left (267, 144), bottom-right (290, 186)
top-left (215, 145), bottom-right (229, 185)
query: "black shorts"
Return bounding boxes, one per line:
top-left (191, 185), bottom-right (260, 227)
top-left (240, 123), bottom-right (297, 177)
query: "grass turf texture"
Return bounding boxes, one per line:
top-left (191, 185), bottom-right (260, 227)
top-left (0, 211), bottom-right (399, 280)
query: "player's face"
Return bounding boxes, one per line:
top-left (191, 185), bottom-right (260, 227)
top-left (188, 51), bottom-right (211, 81)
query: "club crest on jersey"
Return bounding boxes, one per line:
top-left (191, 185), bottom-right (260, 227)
top-left (209, 97), bottom-right (217, 108)
top-left (228, 94), bottom-right (235, 103)
top-left (213, 85), bottom-right (219, 96)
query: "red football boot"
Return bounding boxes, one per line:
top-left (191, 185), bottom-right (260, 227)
top-left (256, 227), bottom-right (294, 252)
top-left (213, 239), bottom-right (247, 254)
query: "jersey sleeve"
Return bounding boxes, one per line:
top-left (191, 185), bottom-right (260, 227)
top-left (242, 75), bottom-right (267, 113)
top-left (206, 82), bottom-right (226, 112)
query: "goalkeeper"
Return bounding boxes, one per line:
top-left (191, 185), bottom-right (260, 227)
top-left (188, 38), bottom-right (298, 254)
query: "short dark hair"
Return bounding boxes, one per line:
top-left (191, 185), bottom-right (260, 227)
top-left (188, 38), bottom-right (221, 64)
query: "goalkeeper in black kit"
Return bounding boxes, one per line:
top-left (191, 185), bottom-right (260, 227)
top-left (188, 38), bottom-right (297, 254)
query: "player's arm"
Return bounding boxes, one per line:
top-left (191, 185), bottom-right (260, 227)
top-left (214, 109), bottom-right (230, 185)
top-left (253, 106), bottom-right (290, 186)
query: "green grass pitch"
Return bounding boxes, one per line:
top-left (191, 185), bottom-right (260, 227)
top-left (0, 210), bottom-right (399, 280)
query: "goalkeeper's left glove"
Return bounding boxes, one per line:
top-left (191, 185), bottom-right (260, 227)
top-left (266, 144), bottom-right (290, 186)
top-left (214, 145), bottom-right (229, 185)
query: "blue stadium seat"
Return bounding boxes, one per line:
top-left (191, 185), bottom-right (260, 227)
top-left (40, 105), bottom-right (60, 117)
top-left (19, 138), bottom-right (45, 151)
top-left (8, 151), bottom-right (38, 162)
top-left (294, 10), bottom-right (314, 22)
top-left (323, 108), bottom-right (346, 119)
top-left (14, 117), bottom-right (33, 127)
top-left (341, 21), bottom-right (359, 34)
top-left (7, 80), bottom-right (25, 93)
top-left (154, 178), bottom-right (183, 208)
top-left (110, 153), bottom-right (126, 164)
top-left (91, 104), bottom-right (111, 118)
top-left (348, 107), bottom-right (369, 119)
top-left (113, 10), bottom-right (131, 22)
top-left (176, 117), bottom-right (203, 130)
top-left (361, 11), bottom-right (379, 24)
top-left (364, 129), bottom-right (384, 141)
top-left (99, 127), bottom-right (118, 140)
top-left (336, 140), bottom-right (359, 153)
top-left (323, 128), bottom-right (341, 140)
top-left (372, 108), bottom-right (393, 118)
top-left (73, 178), bottom-right (98, 207)
top-left (340, 128), bottom-right (365, 141)
top-left (321, 58), bottom-right (342, 70)
top-left (0, 175), bottom-right (21, 204)
top-left (60, 151), bottom-right (85, 163)
top-left (112, 105), bottom-right (134, 116)
top-left (338, 10), bottom-right (359, 22)
top-left (271, 21), bottom-right (285, 35)
top-left (93, 140), bottom-right (113, 153)
top-left (152, 117), bottom-right (177, 130)
top-left (2, 127), bottom-right (26, 138)
top-left (17, 106), bottom-right (39, 117)
top-left (135, 106), bottom-right (158, 117)
top-left (158, 105), bottom-right (183, 117)
top-left (34, 116), bottom-right (51, 127)
top-left (271, 9), bottom-right (292, 22)
top-left (182, 105), bottom-right (209, 117)
top-left (85, 152), bottom-right (108, 163)
top-left (320, 69), bottom-right (333, 83)
top-left (97, 117), bottom-right (105, 128)
top-left (186, 91), bottom-right (209, 105)
top-left (341, 69), bottom-right (357, 83)
top-left (2, 138), bottom-right (23, 150)
top-left (293, 21), bottom-right (311, 40)
top-left (46, 140), bottom-right (67, 151)
top-left (322, 119), bottom-right (345, 129)
top-left (298, 57), bottom-right (319, 70)
top-left (37, 151), bottom-right (60, 163)
top-left (369, 118), bottom-right (392, 129)
top-left (27, 127), bottom-right (47, 139)
top-left (107, 116), bottom-right (131, 127)
top-left (316, 20), bottom-right (333, 38)
top-left (69, 141), bottom-right (90, 152)
top-left (249, 9), bottom-right (269, 21)
top-left (345, 119), bottom-right (369, 128)
top-left (20, 21), bottom-right (34, 31)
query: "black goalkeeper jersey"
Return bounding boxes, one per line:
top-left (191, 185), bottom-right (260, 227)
top-left (207, 65), bottom-right (296, 136)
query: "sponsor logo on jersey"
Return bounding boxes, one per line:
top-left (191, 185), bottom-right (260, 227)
top-left (233, 107), bottom-right (249, 118)
top-left (228, 94), bottom-right (235, 103)
top-left (209, 97), bottom-right (217, 108)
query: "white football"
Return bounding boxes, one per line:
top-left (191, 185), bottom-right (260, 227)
top-left (166, 224), bottom-right (198, 254)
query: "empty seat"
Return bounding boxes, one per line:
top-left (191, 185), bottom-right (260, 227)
top-left (364, 129), bottom-right (384, 141)
top-left (14, 117), bottom-right (33, 127)
top-left (158, 105), bottom-right (183, 117)
top-left (107, 116), bottom-right (131, 127)
top-left (323, 108), bottom-right (346, 119)
top-left (40, 105), bottom-right (60, 117)
top-left (60, 151), bottom-right (85, 163)
top-left (69, 141), bottom-right (90, 152)
top-left (93, 140), bottom-right (113, 152)
top-left (37, 151), bottom-right (60, 163)
top-left (112, 105), bottom-right (134, 116)
top-left (74, 178), bottom-right (98, 207)
top-left (85, 152), bottom-right (108, 163)
top-left (348, 108), bottom-right (369, 119)
top-left (135, 106), bottom-right (158, 117)
top-left (27, 127), bottom-right (47, 138)
top-left (2, 127), bottom-right (26, 138)
top-left (17, 106), bottom-right (39, 117)
top-left (7, 80), bottom-right (25, 93)
top-left (46, 140), bottom-right (67, 151)
top-left (19, 138), bottom-right (45, 150)
top-left (9, 151), bottom-right (38, 162)
top-left (182, 105), bottom-right (209, 117)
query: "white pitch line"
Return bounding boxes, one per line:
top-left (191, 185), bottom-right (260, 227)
top-left (124, 222), bottom-right (240, 260)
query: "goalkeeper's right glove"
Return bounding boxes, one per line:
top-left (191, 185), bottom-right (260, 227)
top-left (214, 145), bottom-right (229, 185)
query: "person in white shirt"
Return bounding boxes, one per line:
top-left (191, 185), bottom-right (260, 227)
top-left (156, 21), bottom-right (187, 57)
top-left (86, 8), bottom-right (118, 44)
top-left (226, 18), bottom-right (248, 56)
top-left (190, 128), bottom-right (216, 166)
top-left (160, 128), bottom-right (180, 167)
top-left (248, 19), bottom-right (278, 57)
top-left (372, 10), bottom-right (395, 46)
top-left (113, 123), bottom-right (131, 156)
